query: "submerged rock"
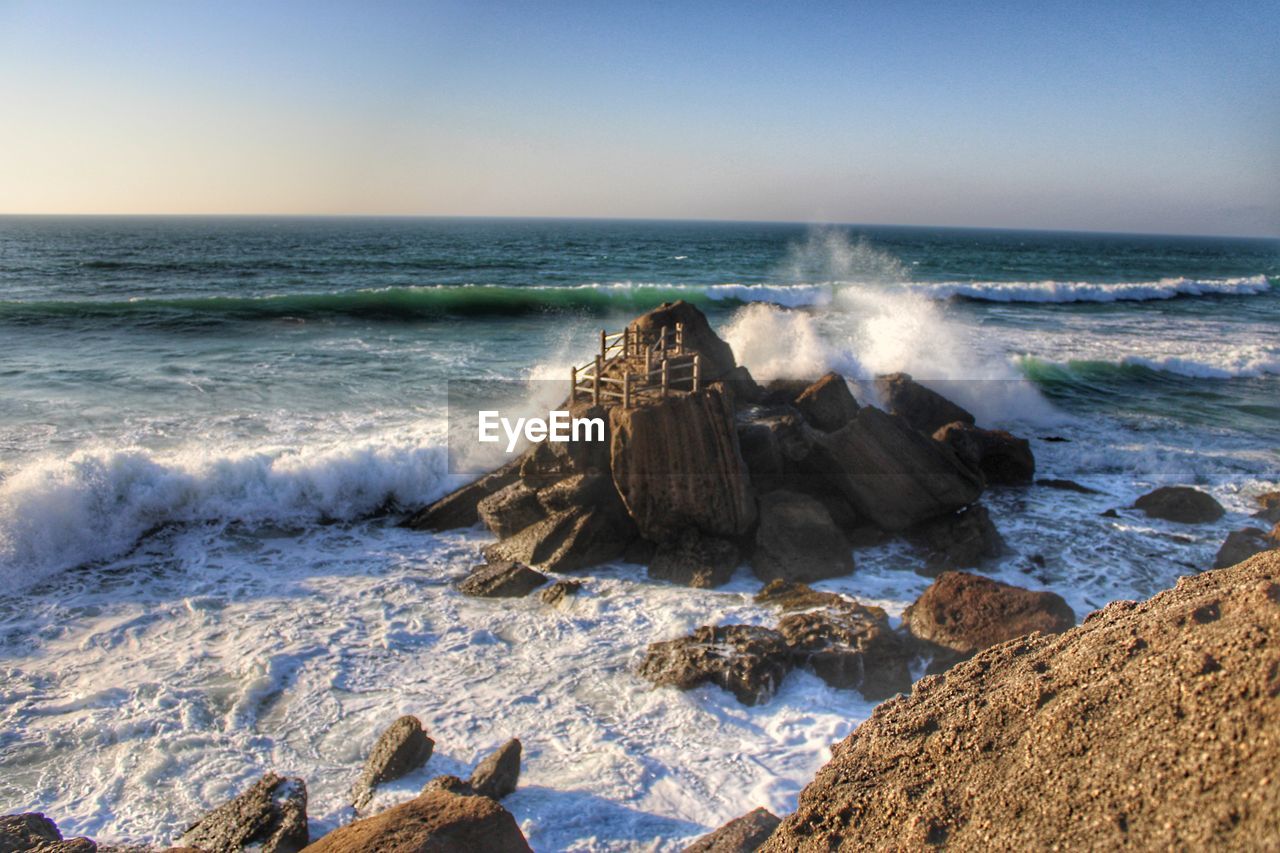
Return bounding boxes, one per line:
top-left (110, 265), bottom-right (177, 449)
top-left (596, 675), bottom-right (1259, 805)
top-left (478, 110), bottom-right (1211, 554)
top-left (909, 503), bottom-right (1005, 574)
top-left (793, 372), bottom-right (860, 432)
top-left (539, 578), bottom-right (582, 605)
top-left (752, 490), bottom-right (855, 583)
top-left (302, 788), bottom-right (530, 853)
top-left (1036, 477), bottom-right (1101, 494)
top-left (1133, 486), bottom-right (1225, 524)
top-left (639, 625), bottom-right (793, 706)
top-left (683, 807), bottom-right (781, 852)
top-left (875, 372), bottom-right (975, 435)
top-left (649, 528), bottom-right (740, 588)
top-left (351, 715), bottom-right (435, 811)
top-left (1213, 527), bottom-right (1277, 569)
top-left (933, 421), bottom-right (1035, 485)
top-left (180, 772), bottom-right (308, 853)
top-left (469, 739), bottom-right (522, 800)
top-left (456, 561), bottom-right (548, 598)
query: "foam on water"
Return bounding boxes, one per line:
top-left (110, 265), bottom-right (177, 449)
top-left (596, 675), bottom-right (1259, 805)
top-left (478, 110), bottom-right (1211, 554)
top-left (908, 274), bottom-right (1274, 303)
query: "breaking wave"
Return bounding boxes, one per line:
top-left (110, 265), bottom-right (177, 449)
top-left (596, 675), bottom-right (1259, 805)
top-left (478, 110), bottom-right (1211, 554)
top-left (909, 275), bottom-right (1273, 303)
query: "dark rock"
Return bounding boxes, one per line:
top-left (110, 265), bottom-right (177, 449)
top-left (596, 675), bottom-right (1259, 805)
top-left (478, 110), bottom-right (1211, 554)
top-left (482, 500), bottom-right (636, 573)
top-left (904, 571), bottom-right (1076, 661)
top-left (421, 775), bottom-right (475, 796)
top-left (752, 491), bottom-right (855, 583)
top-left (759, 378), bottom-right (812, 407)
top-left (909, 504), bottom-right (1005, 574)
top-left (351, 715), bottom-right (435, 811)
top-left (456, 561), bottom-right (548, 598)
top-left (1213, 527), bottom-right (1277, 569)
top-left (517, 402), bottom-right (611, 488)
top-left (793, 372), bottom-right (860, 432)
top-left (933, 422), bottom-right (1034, 485)
top-left (180, 772), bottom-right (308, 853)
top-left (403, 457), bottom-right (522, 531)
top-left (1036, 478), bottom-right (1101, 494)
top-left (628, 300), bottom-right (738, 382)
top-left (735, 407), bottom-right (815, 494)
top-left (806, 406), bottom-right (983, 531)
top-left (719, 365), bottom-right (765, 404)
top-left (875, 373), bottom-right (975, 435)
top-left (301, 789), bottom-right (530, 853)
top-left (753, 579), bottom-right (846, 611)
top-left (477, 482), bottom-right (545, 539)
top-left (1252, 492), bottom-right (1280, 524)
top-left (609, 386), bottom-right (756, 541)
top-left (639, 625), bottom-right (793, 706)
top-left (777, 603), bottom-right (914, 700)
top-left (469, 739), bottom-right (522, 800)
top-left (0, 813), bottom-right (63, 851)
top-left (649, 528), bottom-right (740, 588)
top-left (1101, 508), bottom-right (1120, 518)
top-left (683, 807), bottom-right (781, 852)
top-left (540, 579), bottom-right (582, 605)
top-left (1133, 486), bottom-right (1225, 524)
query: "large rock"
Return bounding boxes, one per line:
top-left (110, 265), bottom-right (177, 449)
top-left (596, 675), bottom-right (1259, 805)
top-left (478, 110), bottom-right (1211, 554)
top-left (683, 807), bottom-right (781, 852)
top-left (933, 421), bottom-right (1035, 486)
top-left (456, 561), bottom-right (548, 598)
top-left (751, 491), bottom-right (854, 583)
top-left (301, 788), bottom-right (530, 853)
top-left (777, 603), bottom-right (914, 700)
top-left (609, 386), bottom-right (756, 541)
top-left (517, 401), bottom-right (611, 488)
top-left (638, 625), bottom-right (793, 706)
top-left (1213, 526), bottom-right (1277, 569)
top-left (181, 772), bottom-right (308, 853)
top-left (477, 482), bottom-right (545, 539)
top-left (903, 571), bottom-right (1075, 660)
top-left (0, 814), bottom-right (63, 851)
top-left (806, 406), bottom-right (983, 531)
top-left (482, 502), bottom-right (635, 573)
top-left (908, 503), bottom-right (1005, 574)
top-left (1254, 491), bottom-right (1280, 524)
top-left (649, 528), bottom-right (740, 588)
top-left (628, 300), bottom-right (738, 382)
top-left (351, 716), bottom-right (435, 811)
top-left (793, 373), bottom-right (859, 433)
top-left (761, 552), bottom-right (1280, 851)
top-left (874, 373), bottom-right (975, 435)
top-left (735, 406), bottom-right (816, 494)
top-left (403, 457), bottom-right (522, 532)
top-left (469, 739), bottom-right (522, 800)
top-left (1133, 486), bottom-right (1225, 524)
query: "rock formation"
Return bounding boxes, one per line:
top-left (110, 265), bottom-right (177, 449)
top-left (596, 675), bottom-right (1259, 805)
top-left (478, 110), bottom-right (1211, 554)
top-left (300, 788), bottom-right (530, 853)
top-left (933, 421), bottom-right (1035, 485)
top-left (752, 491), bottom-right (854, 583)
top-left (469, 739), bottom-right (522, 800)
top-left (540, 578), bottom-right (582, 605)
top-left (874, 373), bottom-right (975, 434)
top-left (1133, 485), bottom-right (1225, 523)
top-left (638, 625), bottom-right (793, 706)
top-left (351, 716), bottom-right (435, 811)
top-left (1213, 525), bottom-right (1278, 569)
top-left (456, 561), bottom-right (548, 598)
top-left (683, 807), bottom-right (781, 853)
top-left (180, 772), bottom-right (308, 853)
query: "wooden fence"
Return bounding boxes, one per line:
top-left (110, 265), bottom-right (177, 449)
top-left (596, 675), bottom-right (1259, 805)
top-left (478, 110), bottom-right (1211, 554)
top-left (571, 323), bottom-right (701, 407)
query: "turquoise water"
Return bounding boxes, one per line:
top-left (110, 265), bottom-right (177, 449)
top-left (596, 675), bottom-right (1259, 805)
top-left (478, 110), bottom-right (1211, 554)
top-left (1, 217), bottom-right (1278, 849)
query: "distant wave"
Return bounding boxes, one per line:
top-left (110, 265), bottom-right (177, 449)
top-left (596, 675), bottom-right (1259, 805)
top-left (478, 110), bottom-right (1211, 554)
top-left (910, 275), bottom-right (1274, 303)
top-left (1019, 352), bottom-right (1280, 382)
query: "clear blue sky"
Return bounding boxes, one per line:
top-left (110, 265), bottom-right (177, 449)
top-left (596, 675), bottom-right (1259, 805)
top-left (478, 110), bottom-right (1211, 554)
top-left (2, 0), bottom-right (1277, 236)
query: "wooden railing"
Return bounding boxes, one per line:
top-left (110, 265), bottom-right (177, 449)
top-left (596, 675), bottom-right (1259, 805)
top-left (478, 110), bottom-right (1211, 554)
top-left (571, 323), bottom-right (700, 407)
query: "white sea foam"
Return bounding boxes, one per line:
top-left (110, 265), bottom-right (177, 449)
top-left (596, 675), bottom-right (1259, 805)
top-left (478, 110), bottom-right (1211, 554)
top-left (908, 274), bottom-right (1272, 303)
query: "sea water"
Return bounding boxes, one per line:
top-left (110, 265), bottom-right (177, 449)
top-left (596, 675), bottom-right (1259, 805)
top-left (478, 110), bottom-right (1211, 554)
top-left (1, 217), bottom-right (1278, 850)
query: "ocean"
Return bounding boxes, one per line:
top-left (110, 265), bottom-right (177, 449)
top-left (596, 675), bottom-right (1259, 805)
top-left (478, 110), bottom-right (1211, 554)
top-left (1, 216), bottom-right (1278, 850)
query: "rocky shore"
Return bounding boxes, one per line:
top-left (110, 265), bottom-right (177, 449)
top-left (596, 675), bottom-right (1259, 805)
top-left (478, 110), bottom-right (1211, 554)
top-left (6, 301), bottom-right (1277, 852)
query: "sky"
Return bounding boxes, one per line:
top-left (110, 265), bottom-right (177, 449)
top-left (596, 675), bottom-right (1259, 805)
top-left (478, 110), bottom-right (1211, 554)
top-left (1, 0), bottom-right (1278, 237)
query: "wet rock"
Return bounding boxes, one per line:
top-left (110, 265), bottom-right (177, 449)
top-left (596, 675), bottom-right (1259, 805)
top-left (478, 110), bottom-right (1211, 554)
top-left (909, 504), bottom-right (1006, 574)
top-left (483, 502), bottom-right (636, 573)
top-left (683, 807), bottom-right (781, 852)
top-left (753, 579), bottom-right (846, 611)
top-left (904, 571), bottom-right (1076, 661)
top-left (1036, 478), bottom-right (1100, 494)
top-left (180, 772), bottom-right (308, 853)
top-left (403, 457), bottom-right (522, 531)
top-left (639, 625), bottom-right (793, 706)
top-left (1133, 486), bottom-right (1225, 524)
top-left (469, 739), bottom-right (522, 800)
top-left (933, 422), bottom-right (1034, 485)
top-left (1213, 527), bottom-right (1277, 569)
top-left (806, 406), bottom-right (983, 531)
top-left (477, 482), bottom-right (545, 539)
top-left (301, 788), bottom-right (530, 853)
top-left (351, 715), bottom-right (435, 811)
top-left (734, 406), bottom-right (815, 494)
top-left (793, 372), bottom-right (860, 432)
top-left (1253, 492), bottom-right (1280, 525)
top-left (609, 386), bottom-right (756, 541)
top-left (0, 813), bottom-right (63, 850)
top-left (752, 490), bottom-right (855, 583)
top-left (421, 775), bottom-right (475, 796)
top-left (517, 402), bottom-right (611, 488)
top-left (649, 528), bottom-right (740, 588)
top-left (759, 378), bottom-right (812, 406)
top-left (628, 300), bottom-right (738, 382)
top-left (875, 373), bottom-right (975, 435)
top-left (456, 561), bottom-right (548, 598)
top-left (777, 603), bottom-right (914, 700)
top-left (540, 579), bottom-right (582, 605)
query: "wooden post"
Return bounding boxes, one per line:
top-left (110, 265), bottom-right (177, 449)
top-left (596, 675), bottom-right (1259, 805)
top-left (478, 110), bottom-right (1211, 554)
top-left (594, 355), bottom-right (602, 405)
top-left (676, 322), bottom-right (684, 352)
top-left (600, 329), bottom-right (606, 360)
top-left (570, 365), bottom-right (577, 403)
top-left (661, 359), bottom-right (669, 397)
top-left (623, 372), bottom-right (631, 409)
top-left (644, 345), bottom-right (652, 375)
top-left (692, 353), bottom-right (700, 392)
top-left (658, 325), bottom-right (666, 354)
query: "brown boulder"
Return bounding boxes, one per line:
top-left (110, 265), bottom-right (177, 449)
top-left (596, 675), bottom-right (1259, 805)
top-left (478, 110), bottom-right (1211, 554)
top-left (351, 716), bottom-right (435, 811)
top-left (181, 772), bottom-right (308, 853)
top-left (760, 378), bottom-right (812, 406)
top-left (874, 373), bottom-right (975, 435)
top-left (735, 407), bottom-right (816, 494)
top-left (683, 807), bottom-right (781, 852)
top-left (752, 491), bottom-right (855, 583)
top-left (456, 561), bottom-right (548, 598)
top-left (0, 814), bottom-right (63, 850)
top-left (609, 386), bottom-right (756, 541)
top-left (1213, 527), bottom-right (1277, 569)
top-left (482, 500), bottom-right (636, 573)
top-left (649, 528), bottom-right (740, 588)
top-left (638, 625), bottom-right (793, 706)
top-left (933, 421), bottom-right (1034, 486)
top-left (909, 504), bottom-right (1005, 574)
top-left (793, 372), bottom-right (860, 433)
top-left (403, 458), bottom-right (522, 532)
top-left (469, 739), bottom-right (522, 800)
top-left (517, 402), bottom-right (611, 487)
top-left (806, 407), bottom-right (983, 531)
top-left (777, 604), bottom-right (914, 700)
top-left (1133, 486), bottom-right (1225, 524)
top-left (539, 579), bottom-right (582, 606)
top-left (627, 300), bottom-right (738, 382)
top-left (477, 482), bottom-right (545, 539)
top-left (904, 571), bottom-right (1075, 660)
top-left (753, 579), bottom-right (847, 611)
top-left (1251, 491), bottom-right (1280, 524)
top-left (300, 788), bottom-right (530, 853)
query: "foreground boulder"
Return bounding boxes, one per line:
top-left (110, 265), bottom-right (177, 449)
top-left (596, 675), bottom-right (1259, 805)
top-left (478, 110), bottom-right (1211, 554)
top-left (469, 739), bottom-right (522, 800)
top-left (875, 373), bottom-right (974, 435)
top-left (456, 561), bottom-right (548, 598)
top-left (1133, 486), bottom-right (1225, 524)
top-left (684, 807), bottom-right (781, 853)
top-left (903, 571), bottom-right (1075, 661)
top-left (649, 527), bottom-right (740, 588)
top-left (793, 372), bottom-right (859, 432)
top-left (639, 625), bottom-right (792, 706)
top-left (301, 788), bottom-right (530, 852)
top-left (908, 504), bottom-right (1005, 573)
top-left (933, 421), bottom-right (1035, 485)
top-left (1213, 527), bottom-right (1278, 569)
top-left (181, 772), bottom-right (308, 853)
top-left (761, 552), bottom-right (1280, 850)
top-left (752, 491), bottom-right (854, 583)
top-left (351, 716), bottom-right (435, 811)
